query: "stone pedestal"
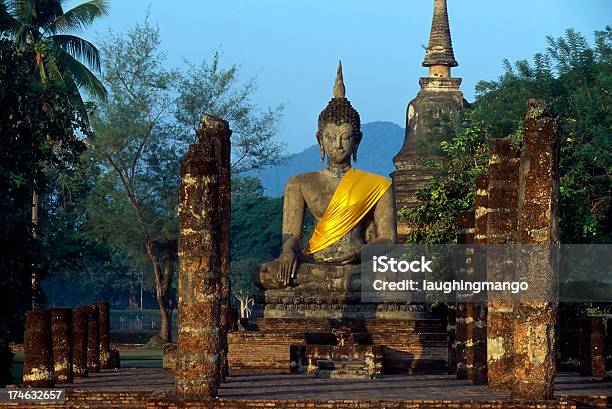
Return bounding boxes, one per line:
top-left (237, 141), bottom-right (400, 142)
top-left (176, 136), bottom-right (222, 398)
top-left (72, 306), bottom-right (88, 377)
top-left (486, 139), bottom-right (520, 392)
top-left (511, 100), bottom-right (559, 400)
top-left (23, 310), bottom-right (54, 387)
top-left (86, 305), bottom-right (100, 373)
top-left (228, 318), bottom-right (447, 375)
top-left (306, 345), bottom-right (382, 379)
top-left (50, 308), bottom-right (73, 384)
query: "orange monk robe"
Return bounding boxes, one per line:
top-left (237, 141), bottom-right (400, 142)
top-left (305, 168), bottom-right (391, 255)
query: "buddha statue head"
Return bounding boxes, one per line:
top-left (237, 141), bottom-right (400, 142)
top-left (317, 61), bottom-right (363, 164)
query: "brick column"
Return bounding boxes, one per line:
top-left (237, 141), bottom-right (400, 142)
top-left (606, 318), bottom-right (612, 375)
top-left (486, 139), bottom-right (520, 391)
top-left (50, 308), bottom-right (73, 383)
top-left (204, 115), bottom-right (232, 382)
top-left (447, 302), bottom-right (457, 375)
top-left (580, 316), bottom-right (606, 377)
top-left (455, 211), bottom-right (474, 379)
top-left (72, 306), bottom-right (89, 377)
top-left (23, 310), bottom-right (54, 387)
top-left (86, 304), bottom-right (100, 373)
top-left (472, 173), bottom-right (488, 385)
top-left (176, 117), bottom-right (222, 398)
top-left (95, 301), bottom-right (111, 369)
top-left (591, 317), bottom-right (606, 377)
top-left (512, 99), bottom-right (559, 400)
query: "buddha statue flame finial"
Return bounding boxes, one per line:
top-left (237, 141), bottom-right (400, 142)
top-left (333, 60), bottom-right (346, 98)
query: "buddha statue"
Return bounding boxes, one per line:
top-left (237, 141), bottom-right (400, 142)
top-left (254, 62), bottom-right (397, 306)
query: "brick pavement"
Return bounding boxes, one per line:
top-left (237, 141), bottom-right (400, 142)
top-left (61, 368), bottom-right (611, 400)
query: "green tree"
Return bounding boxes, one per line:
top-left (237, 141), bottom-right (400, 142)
top-left (0, 38), bottom-right (91, 381)
top-left (0, 0), bottom-right (108, 99)
top-left (403, 27), bottom-right (611, 244)
top-left (175, 53), bottom-right (286, 173)
top-left (87, 19), bottom-right (286, 341)
top-left (401, 111), bottom-right (490, 244)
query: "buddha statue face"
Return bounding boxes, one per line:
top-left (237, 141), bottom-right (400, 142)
top-left (320, 122), bottom-right (355, 165)
top-left (316, 61), bottom-right (362, 165)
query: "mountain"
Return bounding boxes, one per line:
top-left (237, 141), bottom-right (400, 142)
top-left (251, 121), bottom-right (406, 196)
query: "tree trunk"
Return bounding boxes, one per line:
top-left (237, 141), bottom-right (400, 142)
top-left (155, 243), bottom-right (175, 342)
top-left (31, 188), bottom-right (40, 310)
top-left (158, 301), bottom-right (171, 342)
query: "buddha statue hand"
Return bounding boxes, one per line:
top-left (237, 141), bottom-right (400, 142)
top-left (277, 250), bottom-right (298, 286)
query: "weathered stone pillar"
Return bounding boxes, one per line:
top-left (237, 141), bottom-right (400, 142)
top-left (109, 349), bottom-right (121, 369)
top-left (72, 306), bottom-right (89, 377)
top-left (23, 310), bottom-right (54, 387)
top-left (205, 114), bottom-right (232, 382)
top-left (472, 173), bottom-right (488, 385)
top-left (590, 317), bottom-right (606, 377)
top-left (455, 302), bottom-right (467, 378)
top-left (606, 319), bottom-right (612, 375)
top-left (50, 308), bottom-right (73, 383)
top-left (447, 302), bottom-right (457, 375)
top-left (94, 301), bottom-right (111, 369)
top-left (512, 100), bottom-right (559, 399)
top-left (455, 210), bottom-right (475, 379)
top-left (86, 304), bottom-right (100, 373)
top-left (176, 116), bottom-right (222, 398)
top-left (580, 316), bottom-right (606, 377)
top-left (486, 138), bottom-right (520, 391)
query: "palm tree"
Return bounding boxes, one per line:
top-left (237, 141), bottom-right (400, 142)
top-left (0, 0), bottom-right (109, 100)
top-left (1, 0), bottom-right (108, 309)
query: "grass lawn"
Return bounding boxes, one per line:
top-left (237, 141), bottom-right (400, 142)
top-left (10, 346), bottom-right (162, 385)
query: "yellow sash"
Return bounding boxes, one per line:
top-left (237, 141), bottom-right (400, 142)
top-left (305, 168), bottom-right (391, 254)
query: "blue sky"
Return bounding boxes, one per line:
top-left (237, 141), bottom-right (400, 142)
top-left (78, 0), bottom-right (610, 153)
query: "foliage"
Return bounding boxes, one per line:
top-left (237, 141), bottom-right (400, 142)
top-left (230, 180), bottom-right (284, 293)
top-left (402, 27), bottom-right (612, 244)
top-left (0, 341), bottom-right (13, 386)
top-left (175, 52), bottom-right (286, 173)
top-left (0, 0), bottom-right (109, 100)
top-left (0, 39), bottom-right (90, 343)
top-left (86, 18), bottom-right (286, 339)
top-left (86, 18), bottom-right (182, 341)
top-left (400, 111), bottom-right (490, 244)
top-left (231, 193), bottom-right (283, 263)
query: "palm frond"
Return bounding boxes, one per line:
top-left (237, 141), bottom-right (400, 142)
top-left (0, 1), bottom-right (18, 33)
top-left (51, 33), bottom-right (100, 72)
top-left (45, 55), bottom-right (64, 84)
top-left (10, 0), bottom-right (36, 25)
top-left (46, 0), bottom-right (108, 34)
top-left (34, 1), bottom-right (63, 32)
top-left (56, 47), bottom-right (107, 99)
top-left (13, 22), bottom-right (31, 44)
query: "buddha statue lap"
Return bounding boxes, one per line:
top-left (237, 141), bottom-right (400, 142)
top-left (253, 62), bottom-right (397, 309)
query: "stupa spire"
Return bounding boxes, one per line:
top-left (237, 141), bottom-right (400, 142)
top-left (422, 0), bottom-right (458, 73)
top-left (333, 60), bottom-right (346, 98)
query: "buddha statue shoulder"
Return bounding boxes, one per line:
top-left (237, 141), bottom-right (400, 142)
top-left (254, 62), bottom-right (397, 292)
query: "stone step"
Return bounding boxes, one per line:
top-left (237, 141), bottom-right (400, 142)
top-left (315, 360), bottom-right (371, 379)
top-left (257, 318), bottom-right (446, 333)
top-left (318, 359), bottom-right (367, 369)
